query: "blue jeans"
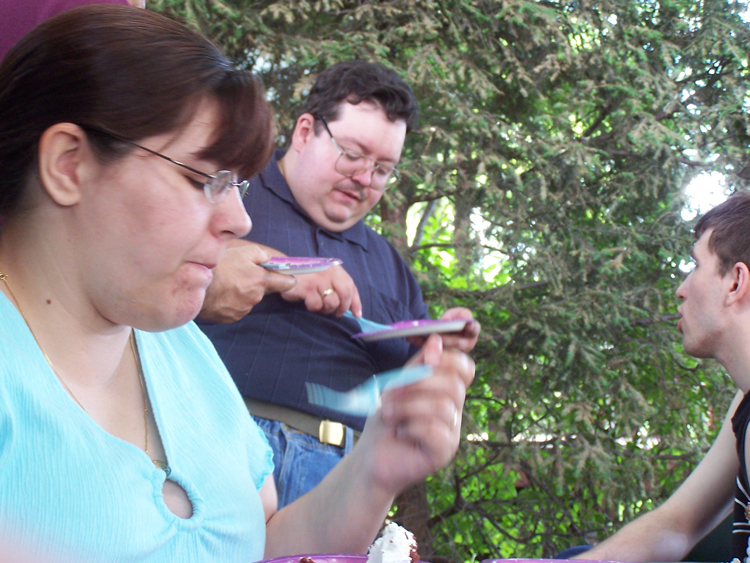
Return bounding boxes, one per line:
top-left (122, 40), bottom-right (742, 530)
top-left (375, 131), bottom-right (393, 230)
top-left (253, 416), bottom-right (355, 509)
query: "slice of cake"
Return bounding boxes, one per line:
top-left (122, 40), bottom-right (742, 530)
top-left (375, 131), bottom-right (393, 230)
top-left (366, 522), bottom-right (419, 563)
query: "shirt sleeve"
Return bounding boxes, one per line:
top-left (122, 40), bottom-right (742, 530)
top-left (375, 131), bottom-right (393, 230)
top-left (245, 413), bottom-right (274, 491)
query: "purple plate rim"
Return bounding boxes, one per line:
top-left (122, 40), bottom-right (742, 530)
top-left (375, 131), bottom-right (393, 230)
top-left (260, 555), bottom-right (432, 563)
top-left (258, 554), bottom-right (366, 563)
top-left (481, 560), bottom-right (621, 563)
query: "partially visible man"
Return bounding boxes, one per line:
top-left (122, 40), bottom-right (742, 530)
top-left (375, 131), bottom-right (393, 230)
top-left (576, 191), bottom-right (750, 562)
top-left (198, 60), bottom-right (480, 508)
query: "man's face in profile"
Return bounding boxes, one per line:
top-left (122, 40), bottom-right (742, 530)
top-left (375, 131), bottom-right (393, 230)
top-left (676, 229), bottom-right (732, 359)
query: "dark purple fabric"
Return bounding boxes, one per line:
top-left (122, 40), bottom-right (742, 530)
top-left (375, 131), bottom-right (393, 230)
top-left (0, 0), bottom-right (129, 62)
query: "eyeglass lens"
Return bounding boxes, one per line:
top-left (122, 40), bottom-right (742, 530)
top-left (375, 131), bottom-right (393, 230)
top-left (334, 153), bottom-right (397, 189)
top-left (316, 115), bottom-right (398, 190)
top-left (205, 171), bottom-right (250, 203)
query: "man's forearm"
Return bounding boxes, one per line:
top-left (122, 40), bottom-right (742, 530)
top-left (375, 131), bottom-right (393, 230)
top-left (580, 514), bottom-right (694, 562)
top-left (579, 504), bottom-right (731, 562)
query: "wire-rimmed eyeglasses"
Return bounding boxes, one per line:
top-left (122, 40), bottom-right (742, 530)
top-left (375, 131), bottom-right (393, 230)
top-left (314, 115), bottom-right (400, 191)
top-left (81, 125), bottom-right (250, 203)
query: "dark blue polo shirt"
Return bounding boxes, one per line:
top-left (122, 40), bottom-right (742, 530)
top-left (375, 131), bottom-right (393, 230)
top-left (197, 151), bottom-right (428, 431)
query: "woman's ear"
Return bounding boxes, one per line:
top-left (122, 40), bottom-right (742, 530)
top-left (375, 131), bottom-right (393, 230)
top-left (37, 123), bottom-right (91, 207)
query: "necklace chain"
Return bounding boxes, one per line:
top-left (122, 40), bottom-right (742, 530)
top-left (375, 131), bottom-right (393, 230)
top-left (0, 270), bottom-right (169, 474)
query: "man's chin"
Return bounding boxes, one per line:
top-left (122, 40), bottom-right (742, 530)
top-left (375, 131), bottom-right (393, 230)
top-left (682, 341), bottom-right (714, 360)
top-left (322, 211), bottom-right (361, 232)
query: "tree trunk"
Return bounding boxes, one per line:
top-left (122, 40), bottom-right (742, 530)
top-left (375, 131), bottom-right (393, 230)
top-left (393, 482), bottom-right (433, 560)
top-left (379, 195), bottom-right (409, 257)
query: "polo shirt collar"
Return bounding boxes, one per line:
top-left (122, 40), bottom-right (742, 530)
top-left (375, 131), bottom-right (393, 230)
top-left (259, 149), bottom-right (370, 251)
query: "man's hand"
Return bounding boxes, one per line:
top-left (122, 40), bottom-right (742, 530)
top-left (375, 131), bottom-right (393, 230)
top-left (280, 264), bottom-right (363, 317)
top-left (358, 334), bottom-right (475, 495)
top-left (407, 307), bottom-right (481, 353)
top-left (198, 241), bottom-right (297, 323)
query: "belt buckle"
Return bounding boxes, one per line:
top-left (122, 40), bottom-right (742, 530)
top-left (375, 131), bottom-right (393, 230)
top-left (319, 420), bottom-right (345, 447)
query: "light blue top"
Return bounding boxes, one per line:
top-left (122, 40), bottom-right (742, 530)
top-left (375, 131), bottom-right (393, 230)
top-left (0, 293), bottom-right (274, 562)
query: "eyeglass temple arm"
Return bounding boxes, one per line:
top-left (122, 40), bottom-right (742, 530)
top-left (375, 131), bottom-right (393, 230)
top-left (81, 124), bottom-right (214, 180)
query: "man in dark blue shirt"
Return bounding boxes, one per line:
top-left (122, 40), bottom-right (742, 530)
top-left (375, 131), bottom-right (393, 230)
top-left (198, 60), bottom-right (480, 508)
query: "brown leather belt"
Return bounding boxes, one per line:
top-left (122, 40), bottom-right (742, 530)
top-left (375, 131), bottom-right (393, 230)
top-left (244, 398), bottom-right (359, 448)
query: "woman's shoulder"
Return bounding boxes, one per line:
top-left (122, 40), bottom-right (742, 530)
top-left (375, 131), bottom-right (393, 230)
top-left (134, 321), bottom-right (244, 412)
top-left (137, 321), bottom-right (225, 368)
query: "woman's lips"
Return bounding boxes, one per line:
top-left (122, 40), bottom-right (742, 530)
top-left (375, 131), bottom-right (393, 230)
top-left (187, 261), bottom-right (215, 284)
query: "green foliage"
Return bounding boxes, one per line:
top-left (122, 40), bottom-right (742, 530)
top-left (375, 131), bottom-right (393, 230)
top-left (150, 0), bottom-right (748, 560)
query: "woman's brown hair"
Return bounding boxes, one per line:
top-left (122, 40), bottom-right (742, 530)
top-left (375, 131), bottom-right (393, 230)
top-left (0, 4), bottom-right (274, 215)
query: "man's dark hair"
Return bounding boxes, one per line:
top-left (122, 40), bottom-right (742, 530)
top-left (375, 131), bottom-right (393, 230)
top-left (694, 190), bottom-right (750, 274)
top-left (301, 60), bottom-right (418, 133)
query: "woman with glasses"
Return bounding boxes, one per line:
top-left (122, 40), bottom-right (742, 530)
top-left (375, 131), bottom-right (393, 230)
top-left (0, 5), bottom-right (474, 562)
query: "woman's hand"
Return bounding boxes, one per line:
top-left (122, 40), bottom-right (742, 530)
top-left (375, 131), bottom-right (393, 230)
top-left (263, 333), bottom-right (475, 558)
top-left (359, 333), bottom-right (475, 496)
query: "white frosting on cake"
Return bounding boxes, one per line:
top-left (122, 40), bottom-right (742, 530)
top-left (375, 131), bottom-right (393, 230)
top-left (366, 522), bottom-right (417, 563)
